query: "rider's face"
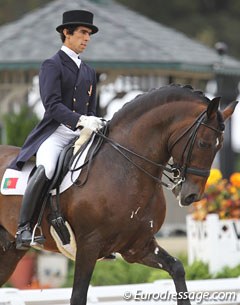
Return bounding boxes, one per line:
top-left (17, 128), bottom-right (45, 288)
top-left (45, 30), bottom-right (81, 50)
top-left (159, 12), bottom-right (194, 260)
top-left (63, 26), bottom-right (92, 54)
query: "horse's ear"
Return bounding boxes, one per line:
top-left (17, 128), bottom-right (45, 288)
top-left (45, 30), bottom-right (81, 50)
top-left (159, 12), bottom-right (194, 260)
top-left (207, 96), bottom-right (221, 119)
top-left (222, 101), bottom-right (239, 122)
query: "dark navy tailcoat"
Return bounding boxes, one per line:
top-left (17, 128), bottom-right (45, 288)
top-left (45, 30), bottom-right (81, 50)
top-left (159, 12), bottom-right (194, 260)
top-left (10, 50), bottom-right (97, 170)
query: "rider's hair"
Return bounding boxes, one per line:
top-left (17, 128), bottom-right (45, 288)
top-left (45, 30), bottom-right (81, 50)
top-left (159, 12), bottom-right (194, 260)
top-left (59, 25), bottom-right (80, 43)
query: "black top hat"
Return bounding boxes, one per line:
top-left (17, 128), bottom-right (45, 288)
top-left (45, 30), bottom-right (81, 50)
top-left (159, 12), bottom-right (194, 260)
top-left (56, 10), bottom-right (98, 34)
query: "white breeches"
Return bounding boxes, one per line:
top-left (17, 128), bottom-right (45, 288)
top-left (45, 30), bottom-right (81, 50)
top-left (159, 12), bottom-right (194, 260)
top-left (36, 124), bottom-right (80, 179)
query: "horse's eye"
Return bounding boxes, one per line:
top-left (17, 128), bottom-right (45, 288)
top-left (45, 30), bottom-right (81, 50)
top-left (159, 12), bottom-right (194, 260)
top-left (198, 139), bottom-right (212, 149)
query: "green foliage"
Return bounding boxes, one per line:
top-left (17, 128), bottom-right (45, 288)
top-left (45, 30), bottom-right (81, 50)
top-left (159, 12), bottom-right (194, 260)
top-left (215, 264), bottom-right (240, 279)
top-left (91, 259), bottom-right (157, 286)
top-left (63, 255), bottom-right (240, 287)
top-left (147, 269), bottom-right (171, 282)
top-left (64, 259), bottom-right (162, 287)
top-left (116, 0), bottom-right (240, 59)
top-left (3, 105), bottom-right (39, 147)
top-left (185, 260), bottom-right (211, 280)
top-left (0, 0), bottom-right (53, 26)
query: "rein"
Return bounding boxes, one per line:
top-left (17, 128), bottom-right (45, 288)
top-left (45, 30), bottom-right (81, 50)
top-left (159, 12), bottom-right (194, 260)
top-left (95, 110), bottom-right (223, 189)
top-left (71, 109), bottom-right (224, 190)
top-left (95, 130), bottom-right (173, 188)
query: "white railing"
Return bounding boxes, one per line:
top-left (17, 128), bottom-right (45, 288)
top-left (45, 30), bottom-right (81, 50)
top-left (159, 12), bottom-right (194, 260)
top-left (0, 277), bottom-right (240, 305)
top-left (187, 214), bottom-right (240, 274)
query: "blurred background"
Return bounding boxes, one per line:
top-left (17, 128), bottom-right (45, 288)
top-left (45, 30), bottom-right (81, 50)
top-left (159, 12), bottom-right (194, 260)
top-left (1, 0), bottom-right (240, 58)
top-left (0, 0), bottom-right (240, 290)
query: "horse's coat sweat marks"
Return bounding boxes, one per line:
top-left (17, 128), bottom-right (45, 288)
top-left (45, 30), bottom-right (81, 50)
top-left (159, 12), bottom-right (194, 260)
top-left (130, 207), bottom-right (141, 219)
top-left (154, 247), bottom-right (159, 255)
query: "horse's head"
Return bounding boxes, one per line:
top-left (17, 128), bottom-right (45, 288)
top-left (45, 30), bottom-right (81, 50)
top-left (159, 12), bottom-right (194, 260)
top-left (169, 97), bottom-right (238, 206)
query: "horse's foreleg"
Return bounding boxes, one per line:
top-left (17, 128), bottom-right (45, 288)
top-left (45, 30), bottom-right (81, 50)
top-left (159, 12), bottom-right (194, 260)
top-left (123, 238), bottom-right (191, 305)
top-left (0, 226), bottom-right (27, 286)
top-left (70, 244), bottom-right (99, 305)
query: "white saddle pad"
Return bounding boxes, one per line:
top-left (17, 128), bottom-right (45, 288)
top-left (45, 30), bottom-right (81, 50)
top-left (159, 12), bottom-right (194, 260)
top-left (0, 138), bottom-right (93, 196)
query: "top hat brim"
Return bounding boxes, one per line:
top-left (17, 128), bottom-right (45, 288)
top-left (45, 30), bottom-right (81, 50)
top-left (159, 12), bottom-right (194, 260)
top-left (56, 22), bottom-right (98, 34)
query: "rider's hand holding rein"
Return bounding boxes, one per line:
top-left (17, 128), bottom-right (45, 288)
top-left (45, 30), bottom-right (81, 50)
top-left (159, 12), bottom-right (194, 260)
top-left (76, 115), bottom-right (104, 131)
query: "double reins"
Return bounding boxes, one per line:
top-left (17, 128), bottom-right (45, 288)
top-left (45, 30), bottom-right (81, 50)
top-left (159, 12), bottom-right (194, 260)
top-left (95, 130), bottom-right (173, 187)
top-left (94, 110), bottom-right (224, 189)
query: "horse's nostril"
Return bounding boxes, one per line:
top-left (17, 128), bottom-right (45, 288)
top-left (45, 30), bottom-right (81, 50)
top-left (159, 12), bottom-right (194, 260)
top-left (184, 194), bottom-right (198, 205)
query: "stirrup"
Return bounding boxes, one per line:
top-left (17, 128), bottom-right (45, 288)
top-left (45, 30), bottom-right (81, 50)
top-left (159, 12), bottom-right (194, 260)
top-left (30, 223), bottom-right (45, 249)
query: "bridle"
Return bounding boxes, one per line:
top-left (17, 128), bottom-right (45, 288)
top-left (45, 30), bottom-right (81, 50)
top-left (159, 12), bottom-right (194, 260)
top-left (167, 110), bottom-right (224, 189)
top-left (73, 109), bottom-right (224, 190)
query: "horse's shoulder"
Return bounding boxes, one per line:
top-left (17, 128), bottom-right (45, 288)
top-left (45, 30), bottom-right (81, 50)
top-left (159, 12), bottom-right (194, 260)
top-left (0, 145), bottom-right (20, 155)
top-left (0, 144), bottom-right (20, 149)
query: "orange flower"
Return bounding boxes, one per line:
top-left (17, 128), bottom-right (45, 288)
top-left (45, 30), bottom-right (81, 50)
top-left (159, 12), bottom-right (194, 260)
top-left (230, 172), bottom-right (240, 188)
top-left (230, 209), bottom-right (240, 219)
top-left (219, 210), bottom-right (227, 219)
top-left (229, 186), bottom-right (237, 194)
top-left (192, 169), bottom-right (240, 220)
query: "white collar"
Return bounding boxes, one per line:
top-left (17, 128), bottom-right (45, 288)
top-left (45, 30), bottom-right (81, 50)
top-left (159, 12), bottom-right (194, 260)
top-left (61, 45), bottom-right (81, 67)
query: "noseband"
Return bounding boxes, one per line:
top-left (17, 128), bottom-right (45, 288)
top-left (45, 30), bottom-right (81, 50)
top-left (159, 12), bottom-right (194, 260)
top-left (168, 110), bottom-right (224, 187)
top-left (94, 110), bottom-right (224, 189)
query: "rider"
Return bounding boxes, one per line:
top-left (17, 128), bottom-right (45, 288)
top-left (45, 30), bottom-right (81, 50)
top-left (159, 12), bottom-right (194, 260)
top-left (9, 10), bottom-right (103, 250)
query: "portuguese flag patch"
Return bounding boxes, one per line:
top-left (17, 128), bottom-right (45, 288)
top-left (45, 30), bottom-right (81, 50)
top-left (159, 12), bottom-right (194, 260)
top-left (3, 177), bottom-right (19, 189)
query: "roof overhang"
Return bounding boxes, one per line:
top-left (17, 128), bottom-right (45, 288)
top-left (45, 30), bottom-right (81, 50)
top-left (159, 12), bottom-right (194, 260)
top-left (1, 61), bottom-right (239, 80)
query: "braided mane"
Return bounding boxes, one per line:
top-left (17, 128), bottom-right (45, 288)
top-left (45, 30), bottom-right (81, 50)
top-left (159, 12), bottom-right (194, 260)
top-left (110, 84), bottom-right (211, 124)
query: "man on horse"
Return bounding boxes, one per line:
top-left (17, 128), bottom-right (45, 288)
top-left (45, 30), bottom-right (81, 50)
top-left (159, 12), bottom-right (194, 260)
top-left (9, 10), bottom-right (104, 250)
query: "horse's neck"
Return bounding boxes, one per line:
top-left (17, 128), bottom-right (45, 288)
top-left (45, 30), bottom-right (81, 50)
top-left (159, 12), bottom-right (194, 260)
top-left (109, 100), bottom-right (204, 165)
top-left (109, 105), bottom-right (174, 165)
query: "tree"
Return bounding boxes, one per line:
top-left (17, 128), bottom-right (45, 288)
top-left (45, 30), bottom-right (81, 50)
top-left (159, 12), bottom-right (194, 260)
top-left (116, 0), bottom-right (240, 58)
top-left (0, 0), bottom-right (53, 26)
top-left (3, 105), bottom-right (39, 147)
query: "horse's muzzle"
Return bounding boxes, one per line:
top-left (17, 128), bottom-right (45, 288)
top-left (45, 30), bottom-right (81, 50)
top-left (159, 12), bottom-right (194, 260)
top-left (181, 193), bottom-right (200, 206)
top-left (175, 182), bottom-right (202, 206)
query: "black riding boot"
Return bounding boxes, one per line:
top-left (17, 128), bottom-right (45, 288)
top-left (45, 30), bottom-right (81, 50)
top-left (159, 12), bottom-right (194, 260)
top-left (16, 165), bottom-right (50, 250)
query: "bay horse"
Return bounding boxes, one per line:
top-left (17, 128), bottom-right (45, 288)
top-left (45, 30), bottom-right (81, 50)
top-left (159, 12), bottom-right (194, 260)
top-left (0, 84), bottom-right (238, 305)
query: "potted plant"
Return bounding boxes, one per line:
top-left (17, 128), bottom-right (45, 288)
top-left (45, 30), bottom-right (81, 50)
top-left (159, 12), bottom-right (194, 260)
top-left (9, 250), bottom-right (37, 289)
top-left (187, 169), bottom-right (240, 274)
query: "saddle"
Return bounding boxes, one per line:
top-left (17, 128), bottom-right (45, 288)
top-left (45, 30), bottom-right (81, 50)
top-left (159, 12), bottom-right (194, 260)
top-left (51, 137), bottom-right (78, 189)
top-left (33, 125), bottom-right (108, 248)
top-left (30, 138), bottom-right (76, 248)
top-left (46, 138), bottom-right (78, 246)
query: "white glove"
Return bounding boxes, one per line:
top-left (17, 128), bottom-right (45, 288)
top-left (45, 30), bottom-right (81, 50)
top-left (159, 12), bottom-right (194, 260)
top-left (73, 128), bottom-right (93, 154)
top-left (76, 115), bottom-right (104, 131)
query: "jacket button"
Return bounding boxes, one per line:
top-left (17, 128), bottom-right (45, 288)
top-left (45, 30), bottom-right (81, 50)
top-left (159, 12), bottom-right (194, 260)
top-left (73, 98), bottom-right (76, 102)
top-left (73, 110), bottom-right (76, 112)
top-left (86, 102), bottom-right (89, 106)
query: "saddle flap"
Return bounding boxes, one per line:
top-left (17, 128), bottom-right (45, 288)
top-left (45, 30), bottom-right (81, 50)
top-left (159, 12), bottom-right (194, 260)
top-left (1, 163), bottom-right (35, 195)
top-left (1, 137), bottom-right (94, 196)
